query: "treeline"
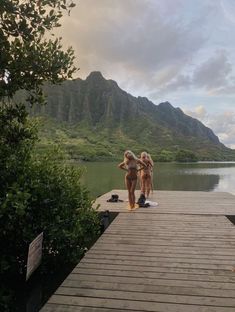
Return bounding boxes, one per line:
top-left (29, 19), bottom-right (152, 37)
top-left (154, 149), bottom-right (198, 162)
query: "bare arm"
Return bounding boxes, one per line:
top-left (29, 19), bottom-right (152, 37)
top-left (118, 162), bottom-right (128, 171)
top-left (137, 159), bottom-right (147, 172)
top-left (137, 159), bottom-right (147, 167)
top-left (148, 161), bottom-right (153, 170)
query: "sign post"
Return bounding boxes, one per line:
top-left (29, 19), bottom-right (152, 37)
top-left (26, 232), bottom-right (43, 281)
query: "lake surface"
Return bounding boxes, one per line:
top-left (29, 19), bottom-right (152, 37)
top-left (80, 161), bottom-right (235, 198)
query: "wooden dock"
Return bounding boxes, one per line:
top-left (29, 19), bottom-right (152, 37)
top-left (41, 190), bottom-right (235, 312)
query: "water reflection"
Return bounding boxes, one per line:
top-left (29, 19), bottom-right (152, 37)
top-left (155, 173), bottom-right (219, 192)
top-left (80, 161), bottom-right (235, 198)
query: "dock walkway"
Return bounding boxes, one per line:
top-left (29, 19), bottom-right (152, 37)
top-left (41, 190), bottom-right (235, 312)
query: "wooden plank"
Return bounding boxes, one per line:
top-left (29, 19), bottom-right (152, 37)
top-left (40, 191), bottom-right (235, 312)
top-left (89, 245), bottom-right (235, 257)
top-left (80, 253), bottom-right (235, 266)
top-left (72, 268), bottom-right (235, 283)
top-left (85, 249), bottom-right (235, 261)
top-left (55, 287), bottom-right (235, 307)
top-left (66, 273), bottom-right (235, 290)
top-left (77, 260), bottom-right (233, 275)
top-left (97, 238), bottom-right (235, 248)
top-left (62, 279), bottom-right (235, 298)
top-left (41, 304), bottom-right (136, 312)
top-left (72, 262), bottom-right (233, 276)
top-left (79, 256), bottom-right (234, 270)
top-left (48, 295), bottom-right (235, 312)
top-left (95, 190), bottom-right (235, 215)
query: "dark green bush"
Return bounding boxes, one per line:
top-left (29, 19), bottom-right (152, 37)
top-left (156, 149), bottom-right (174, 162)
top-left (0, 104), bottom-right (100, 278)
top-left (175, 149), bottom-right (198, 162)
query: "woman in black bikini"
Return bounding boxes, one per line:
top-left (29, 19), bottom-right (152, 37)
top-left (118, 150), bottom-right (146, 210)
top-left (140, 152), bottom-right (153, 198)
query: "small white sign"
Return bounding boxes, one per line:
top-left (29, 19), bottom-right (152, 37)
top-left (26, 232), bottom-right (43, 281)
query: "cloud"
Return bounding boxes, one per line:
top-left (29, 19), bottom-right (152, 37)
top-left (208, 80), bottom-right (235, 95)
top-left (57, 0), bottom-right (206, 92)
top-left (157, 50), bottom-right (234, 96)
top-left (185, 106), bottom-right (235, 148)
top-left (159, 74), bottom-right (192, 94)
top-left (208, 111), bottom-right (235, 148)
top-left (220, 0), bottom-right (235, 25)
top-left (192, 51), bottom-right (232, 90)
top-left (184, 105), bottom-right (208, 120)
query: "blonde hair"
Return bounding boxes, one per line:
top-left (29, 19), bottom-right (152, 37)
top-left (140, 151), bottom-right (148, 158)
top-left (124, 150), bottom-right (137, 163)
top-left (147, 153), bottom-right (154, 167)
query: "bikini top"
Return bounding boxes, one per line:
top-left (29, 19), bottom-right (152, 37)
top-left (142, 161), bottom-right (152, 172)
top-left (126, 161), bottom-right (137, 170)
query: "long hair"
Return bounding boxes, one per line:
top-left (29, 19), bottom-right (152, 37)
top-left (147, 153), bottom-right (154, 193)
top-left (147, 153), bottom-right (154, 167)
top-left (124, 150), bottom-right (137, 164)
top-left (140, 151), bottom-right (148, 159)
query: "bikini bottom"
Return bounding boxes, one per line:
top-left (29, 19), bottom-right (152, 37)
top-left (126, 176), bottom-right (137, 181)
top-left (142, 173), bottom-right (151, 179)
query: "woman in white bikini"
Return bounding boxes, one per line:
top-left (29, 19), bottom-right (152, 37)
top-left (140, 151), bottom-right (154, 198)
top-left (118, 150), bottom-right (146, 210)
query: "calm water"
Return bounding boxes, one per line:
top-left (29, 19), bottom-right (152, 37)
top-left (80, 161), bottom-right (235, 198)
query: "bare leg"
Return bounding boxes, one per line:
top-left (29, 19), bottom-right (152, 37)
top-left (146, 176), bottom-right (151, 197)
top-left (141, 177), bottom-right (147, 197)
top-left (130, 179), bottom-right (137, 208)
top-left (141, 175), bottom-right (145, 196)
top-left (125, 177), bottom-right (132, 209)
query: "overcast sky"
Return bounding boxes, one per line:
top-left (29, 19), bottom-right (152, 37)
top-left (57, 0), bottom-right (235, 148)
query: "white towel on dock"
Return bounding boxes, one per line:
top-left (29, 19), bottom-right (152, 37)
top-left (145, 200), bottom-right (158, 207)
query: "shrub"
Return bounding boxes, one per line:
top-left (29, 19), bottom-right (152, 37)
top-left (156, 149), bottom-right (174, 162)
top-left (0, 104), bottom-right (100, 278)
top-left (175, 149), bottom-right (198, 162)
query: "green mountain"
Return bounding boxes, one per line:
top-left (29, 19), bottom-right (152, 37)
top-left (29, 71), bottom-right (235, 161)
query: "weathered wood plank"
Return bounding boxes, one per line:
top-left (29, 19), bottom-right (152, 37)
top-left (95, 190), bottom-right (235, 215)
top-left (66, 272), bottom-right (235, 290)
top-left (78, 257), bottom-right (234, 270)
top-left (55, 287), bottom-right (235, 307)
top-left (48, 295), bottom-right (235, 312)
top-left (62, 279), bottom-right (235, 298)
top-left (89, 243), bottom-right (235, 255)
top-left (77, 261), bottom-right (234, 276)
top-left (86, 249), bottom-right (235, 261)
top-left (41, 304), bottom-right (137, 312)
top-left (72, 267), bottom-right (235, 283)
top-left (82, 254), bottom-right (235, 266)
top-left (40, 191), bottom-right (235, 312)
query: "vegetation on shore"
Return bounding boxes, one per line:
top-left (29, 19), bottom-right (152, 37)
top-left (35, 116), bottom-right (235, 162)
top-left (0, 2), bottom-right (100, 310)
top-left (0, 105), bottom-right (100, 276)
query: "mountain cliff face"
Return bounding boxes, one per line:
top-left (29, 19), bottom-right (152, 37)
top-left (29, 71), bottom-right (234, 160)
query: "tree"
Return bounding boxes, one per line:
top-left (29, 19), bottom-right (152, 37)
top-left (0, 0), bottom-right (76, 104)
top-left (0, 0), bottom-right (100, 283)
top-left (175, 149), bottom-right (198, 162)
top-left (156, 149), bottom-right (174, 162)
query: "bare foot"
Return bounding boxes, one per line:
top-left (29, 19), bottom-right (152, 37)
top-left (131, 204), bottom-right (139, 210)
top-left (127, 204), bottom-right (132, 211)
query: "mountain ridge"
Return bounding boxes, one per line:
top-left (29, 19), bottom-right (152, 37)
top-left (28, 71), bottom-right (235, 161)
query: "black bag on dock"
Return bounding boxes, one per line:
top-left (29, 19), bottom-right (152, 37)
top-left (137, 194), bottom-right (146, 207)
top-left (107, 194), bottom-right (123, 202)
